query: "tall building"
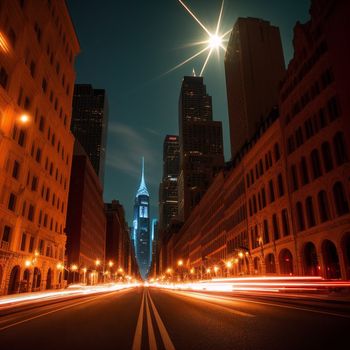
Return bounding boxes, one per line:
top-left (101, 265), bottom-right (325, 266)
top-left (71, 84), bottom-right (108, 185)
top-left (0, 0), bottom-right (79, 294)
top-left (132, 158), bottom-right (151, 279)
top-left (159, 135), bottom-right (179, 231)
top-left (66, 141), bottom-right (106, 283)
top-left (225, 17), bottom-right (285, 157)
top-left (105, 200), bottom-right (139, 278)
top-left (178, 76), bottom-right (224, 221)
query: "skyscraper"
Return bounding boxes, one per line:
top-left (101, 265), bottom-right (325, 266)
top-left (71, 84), bottom-right (108, 185)
top-left (178, 76), bottom-right (224, 221)
top-left (225, 17), bottom-right (285, 157)
top-left (133, 158), bottom-right (151, 279)
top-left (159, 135), bottom-right (180, 231)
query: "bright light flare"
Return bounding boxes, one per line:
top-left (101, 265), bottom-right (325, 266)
top-left (171, 0), bottom-right (231, 76)
top-left (0, 32), bottom-right (10, 54)
top-left (19, 114), bottom-right (30, 124)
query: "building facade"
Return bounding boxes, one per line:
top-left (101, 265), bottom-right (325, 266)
top-left (178, 76), bottom-right (224, 221)
top-left (0, 0), bottom-right (79, 294)
top-left (71, 84), bottom-right (108, 185)
top-left (133, 158), bottom-right (151, 279)
top-left (65, 141), bottom-right (106, 283)
top-left (160, 0), bottom-right (350, 280)
top-left (105, 199), bottom-right (139, 278)
top-left (225, 17), bottom-right (285, 157)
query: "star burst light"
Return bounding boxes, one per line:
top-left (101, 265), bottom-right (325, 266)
top-left (171, 0), bottom-right (232, 76)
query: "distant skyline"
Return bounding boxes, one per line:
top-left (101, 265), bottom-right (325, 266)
top-left (67, 0), bottom-right (310, 224)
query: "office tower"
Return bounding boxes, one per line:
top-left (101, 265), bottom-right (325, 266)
top-left (132, 158), bottom-right (151, 279)
top-left (0, 0), bottom-right (79, 294)
top-left (159, 135), bottom-right (180, 231)
top-left (71, 84), bottom-right (108, 185)
top-left (178, 76), bottom-right (224, 221)
top-left (66, 141), bottom-right (106, 283)
top-left (225, 17), bottom-right (285, 156)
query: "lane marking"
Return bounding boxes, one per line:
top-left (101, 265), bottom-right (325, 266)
top-left (145, 292), bottom-right (158, 350)
top-left (0, 289), bottom-right (133, 332)
top-left (148, 289), bottom-right (176, 350)
top-left (165, 290), bottom-right (255, 318)
top-left (169, 291), bottom-right (350, 319)
top-left (132, 290), bottom-right (145, 350)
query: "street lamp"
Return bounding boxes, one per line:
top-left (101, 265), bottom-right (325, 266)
top-left (71, 264), bottom-right (78, 283)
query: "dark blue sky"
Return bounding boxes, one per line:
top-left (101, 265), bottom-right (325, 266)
top-left (67, 0), bottom-right (310, 224)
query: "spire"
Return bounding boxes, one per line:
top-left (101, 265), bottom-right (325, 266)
top-left (136, 157), bottom-right (149, 197)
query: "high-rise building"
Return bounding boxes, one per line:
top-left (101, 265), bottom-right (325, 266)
top-left (159, 135), bottom-right (180, 231)
top-left (71, 84), bottom-right (108, 185)
top-left (66, 141), bottom-right (106, 283)
top-left (225, 17), bottom-right (285, 157)
top-left (0, 0), bottom-right (79, 294)
top-left (178, 76), bottom-right (224, 221)
top-left (132, 158), bottom-right (151, 279)
top-left (105, 200), bottom-right (139, 278)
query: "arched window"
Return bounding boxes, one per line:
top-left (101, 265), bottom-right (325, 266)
top-left (333, 182), bottom-right (349, 216)
top-left (306, 196), bottom-right (316, 227)
top-left (321, 142), bottom-right (333, 172)
top-left (300, 156), bottom-right (309, 185)
top-left (333, 132), bottom-right (348, 166)
top-left (291, 164), bottom-right (299, 191)
top-left (281, 209), bottom-right (290, 236)
top-left (311, 149), bottom-right (322, 179)
top-left (252, 195), bottom-right (257, 214)
top-left (296, 202), bottom-right (305, 231)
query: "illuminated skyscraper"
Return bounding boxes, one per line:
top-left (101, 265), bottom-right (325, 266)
top-left (132, 158), bottom-right (151, 279)
top-left (178, 76), bottom-right (224, 221)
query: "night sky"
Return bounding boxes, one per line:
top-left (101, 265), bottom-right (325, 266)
top-left (67, 0), bottom-right (310, 224)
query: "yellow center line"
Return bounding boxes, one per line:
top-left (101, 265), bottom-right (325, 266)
top-left (132, 290), bottom-right (145, 350)
top-left (145, 292), bottom-right (158, 350)
top-left (148, 289), bottom-right (176, 350)
top-left (0, 289), bottom-right (133, 332)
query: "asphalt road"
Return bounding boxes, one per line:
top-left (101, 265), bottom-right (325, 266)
top-left (0, 287), bottom-right (349, 350)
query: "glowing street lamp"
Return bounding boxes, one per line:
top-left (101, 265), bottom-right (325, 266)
top-left (71, 264), bottom-right (78, 283)
top-left (95, 259), bottom-right (101, 267)
top-left (166, 268), bottom-right (173, 274)
top-left (19, 114), bottom-right (30, 124)
top-left (108, 260), bottom-right (114, 268)
top-left (238, 251), bottom-right (244, 259)
top-left (25, 259), bottom-right (32, 267)
top-left (177, 259), bottom-right (184, 267)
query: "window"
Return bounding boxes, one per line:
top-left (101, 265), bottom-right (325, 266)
top-left (18, 129), bottom-right (26, 146)
top-left (269, 180), bottom-right (275, 203)
top-left (7, 27), bottom-right (17, 47)
top-left (300, 157), bottom-right (309, 185)
top-left (8, 193), bottom-right (16, 211)
top-left (20, 233), bottom-right (27, 251)
top-left (318, 108), bottom-right (327, 128)
top-left (252, 195), bottom-right (257, 214)
top-left (24, 96), bottom-right (31, 110)
top-left (261, 187), bottom-right (267, 208)
top-left (333, 132), bottom-right (348, 166)
top-left (304, 118), bottom-right (314, 139)
top-left (277, 174), bottom-right (284, 197)
top-left (295, 127), bottom-right (304, 147)
top-left (305, 196), bottom-right (316, 227)
top-left (34, 22), bottom-right (42, 43)
top-left (291, 165), bottom-right (299, 191)
top-left (327, 96), bottom-right (340, 121)
top-left (321, 142), bottom-right (333, 172)
top-left (2, 225), bottom-right (11, 242)
top-left (31, 176), bottom-right (38, 191)
top-left (272, 214), bottom-right (280, 240)
top-left (296, 202), bottom-right (305, 231)
top-left (311, 149), bottom-right (322, 179)
top-left (263, 219), bottom-right (270, 244)
top-left (333, 182), bottom-right (349, 216)
top-left (0, 66), bottom-right (9, 89)
top-left (36, 148), bottom-right (42, 163)
top-left (29, 236), bottom-right (34, 253)
top-left (259, 160), bottom-right (264, 176)
top-left (39, 116), bottom-right (45, 131)
top-left (318, 190), bottom-right (330, 222)
top-left (281, 209), bottom-right (290, 236)
top-left (287, 136), bottom-right (295, 154)
top-left (42, 78), bottom-right (47, 93)
top-left (39, 239), bottom-right (44, 255)
top-left (30, 60), bottom-right (36, 77)
top-left (12, 160), bottom-right (20, 179)
top-left (28, 204), bottom-right (35, 221)
top-left (274, 143), bottom-right (280, 161)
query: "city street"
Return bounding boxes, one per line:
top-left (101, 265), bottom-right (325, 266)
top-left (0, 287), bottom-right (349, 350)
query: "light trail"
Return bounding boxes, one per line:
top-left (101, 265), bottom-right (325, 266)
top-left (150, 276), bottom-right (350, 294)
top-left (0, 283), bottom-right (141, 309)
